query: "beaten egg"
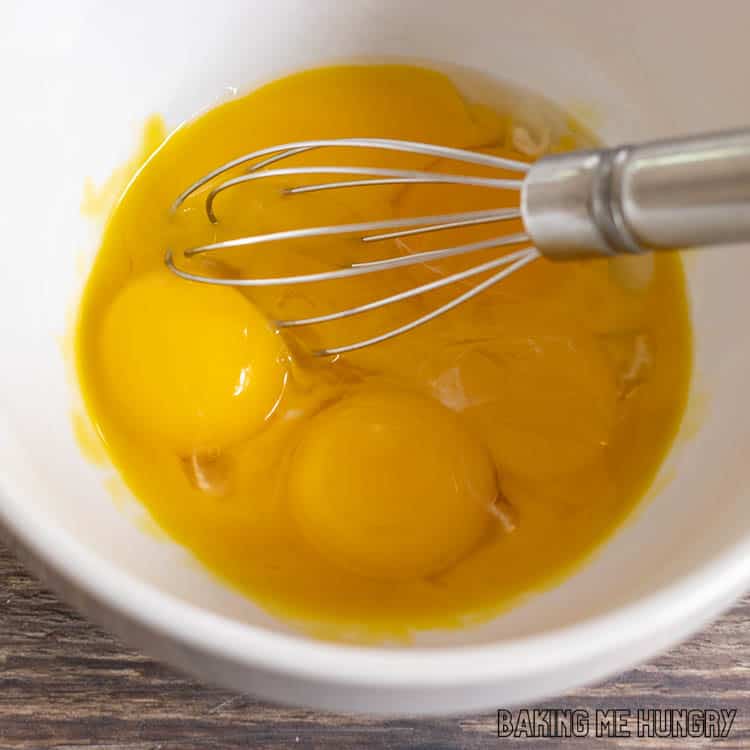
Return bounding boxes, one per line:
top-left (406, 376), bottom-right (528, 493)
top-left (75, 64), bottom-right (691, 639)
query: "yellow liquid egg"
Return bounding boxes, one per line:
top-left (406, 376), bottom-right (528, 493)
top-left (75, 64), bottom-right (691, 639)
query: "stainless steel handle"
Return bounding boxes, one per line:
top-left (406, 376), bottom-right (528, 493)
top-left (522, 128), bottom-right (750, 259)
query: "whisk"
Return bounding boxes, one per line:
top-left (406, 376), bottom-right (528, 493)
top-left (166, 129), bottom-right (750, 355)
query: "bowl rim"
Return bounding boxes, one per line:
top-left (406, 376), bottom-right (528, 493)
top-left (1, 462), bottom-right (749, 689)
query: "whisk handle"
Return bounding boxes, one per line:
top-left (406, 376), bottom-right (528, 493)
top-left (522, 128), bottom-right (750, 259)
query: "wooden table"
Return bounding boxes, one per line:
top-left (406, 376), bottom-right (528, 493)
top-left (1, 543), bottom-right (748, 750)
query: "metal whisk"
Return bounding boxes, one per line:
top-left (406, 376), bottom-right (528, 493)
top-left (166, 130), bottom-right (750, 355)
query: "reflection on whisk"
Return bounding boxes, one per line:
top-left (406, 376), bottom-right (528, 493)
top-left (166, 131), bottom-right (750, 355)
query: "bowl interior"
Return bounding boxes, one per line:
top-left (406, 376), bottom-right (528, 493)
top-left (2, 0), bottom-right (750, 655)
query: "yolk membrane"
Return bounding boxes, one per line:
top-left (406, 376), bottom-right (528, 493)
top-left (288, 389), bottom-right (497, 580)
top-left (97, 270), bottom-right (287, 452)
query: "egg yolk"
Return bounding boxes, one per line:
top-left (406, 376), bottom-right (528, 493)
top-left (288, 389), bottom-right (496, 580)
top-left (96, 270), bottom-right (287, 451)
top-left (426, 332), bottom-right (618, 478)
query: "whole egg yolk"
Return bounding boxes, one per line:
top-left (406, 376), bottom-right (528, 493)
top-left (423, 327), bottom-right (618, 478)
top-left (96, 270), bottom-right (288, 452)
top-left (288, 389), bottom-right (497, 580)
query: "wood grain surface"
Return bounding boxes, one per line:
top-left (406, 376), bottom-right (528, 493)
top-left (0, 543), bottom-right (748, 750)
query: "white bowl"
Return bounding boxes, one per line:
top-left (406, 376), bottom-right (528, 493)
top-left (2, 0), bottom-right (750, 715)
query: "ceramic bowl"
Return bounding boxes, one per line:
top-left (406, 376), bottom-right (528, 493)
top-left (1, 0), bottom-right (749, 714)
